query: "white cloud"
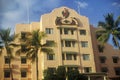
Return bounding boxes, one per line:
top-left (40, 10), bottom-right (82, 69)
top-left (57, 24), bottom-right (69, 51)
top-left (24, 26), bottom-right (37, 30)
top-left (75, 1), bottom-right (88, 8)
top-left (0, 0), bottom-right (61, 31)
top-left (112, 2), bottom-right (120, 7)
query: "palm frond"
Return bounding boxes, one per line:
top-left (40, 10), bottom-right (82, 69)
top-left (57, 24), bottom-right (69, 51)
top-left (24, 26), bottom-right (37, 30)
top-left (6, 46), bottom-right (14, 59)
top-left (98, 21), bottom-right (106, 28)
top-left (16, 49), bottom-right (21, 56)
top-left (0, 28), bottom-right (11, 42)
top-left (27, 51), bottom-right (36, 63)
top-left (9, 43), bottom-right (20, 47)
top-left (41, 48), bottom-right (54, 54)
top-left (6, 46), bottom-right (14, 55)
top-left (8, 33), bottom-right (19, 42)
top-left (114, 16), bottom-right (120, 27)
top-left (42, 41), bottom-right (56, 47)
top-left (26, 49), bottom-right (35, 58)
top-left (112, 36), bottom-right (120, 47)
top-left (31, 52), bottom-right (36, 63)
top-left (0, 45), bottom-right (4, 55)
top-left (39, 31), bottom-right (47, 39)
top-left (97, 32), bottom-right (110, 44)
top-left (104, 13), bottom-right (114, 27)
top-left (96, 29), bottom-right (106, 34)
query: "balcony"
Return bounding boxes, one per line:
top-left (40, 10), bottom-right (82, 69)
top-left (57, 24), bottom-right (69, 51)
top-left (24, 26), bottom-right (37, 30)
top-left (21, 64), bottom-right (31, 69)
top-left (4, 64), bottom-right (10, 68)
top-left (21, 78), bottom-right (32, 80)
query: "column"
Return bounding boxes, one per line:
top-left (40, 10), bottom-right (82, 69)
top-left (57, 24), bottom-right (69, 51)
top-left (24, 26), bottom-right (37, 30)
top-left (88, 76), bottom-right (91, 80)
top-left (103, 76), bottom-right (107, 80)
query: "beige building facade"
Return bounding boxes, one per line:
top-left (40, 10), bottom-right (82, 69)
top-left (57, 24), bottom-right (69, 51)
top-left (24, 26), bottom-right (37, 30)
top-left (0, 7), bottom-right (119, 80)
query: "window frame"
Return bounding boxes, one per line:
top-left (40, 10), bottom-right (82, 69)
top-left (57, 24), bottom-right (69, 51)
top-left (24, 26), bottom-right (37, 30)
top-left (112, 57), bottom-right (119, 63)
top-left (4, 56), bottom-right (10, 64)
top-left (99, 56), bottom-right (106, 63)
top-left (83, 54), bottom-right (90, 61)
top-left (66, 54), bottom-right (72, 60)
top-left (21, 57), bottom-right (27, 64)
top-left (114, 67), bottom-right (120, 75)
top-left (73, 54), bottom-right (77, 60)
top-left (47, 54), bottom-right (55, 60)
top-left (84, 67), bottom-right (92, 73)
top-left (21, 69), bottom-right (27, 78)
top-left (80, 30), bottom-right (86, 35)
top-left (64, 28), bottom-right (69, 34)
top-left (46, 28), bottom-right (53, 34)
top-left (81, 41), bottom-right (88, 48)
top-left (4, 69), bottom-right (10, 78)
top-left (65, 41), bottom-right (71, 47)
top-left (101, 67), bottom-right (108, 73)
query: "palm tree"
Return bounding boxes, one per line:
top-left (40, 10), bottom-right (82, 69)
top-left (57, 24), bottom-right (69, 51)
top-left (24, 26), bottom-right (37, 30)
top-left (96, 13), bottom-right (120, 50)
top-left (17, 30), bottom-right (55, 80)
top-left (0, 28), bottom-right (18, 80)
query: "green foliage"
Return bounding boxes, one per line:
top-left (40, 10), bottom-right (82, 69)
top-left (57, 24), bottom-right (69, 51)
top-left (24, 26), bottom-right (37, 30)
top-left (78, 74), bottom-right (88, 80)
top-left (44, 66), bottom-right (88, 80)
top-left (18, 30), bottom-right (55, 80)
top-left (56, 66), bottom-right (66, 80)
top-left (44, 69), bottom-right (57, 80)
top-left (96, 13), bottom-right (120, 50)
top-left (0, 28), bottom-right (18, 80)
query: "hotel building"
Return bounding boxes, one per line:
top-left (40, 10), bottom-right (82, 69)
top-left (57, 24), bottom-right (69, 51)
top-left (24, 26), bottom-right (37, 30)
top-left (0, 7), bottom-right (120, 80)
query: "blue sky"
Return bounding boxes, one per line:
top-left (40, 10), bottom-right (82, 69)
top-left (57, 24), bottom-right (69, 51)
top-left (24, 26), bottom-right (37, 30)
top-left (0, 0), bottom-right (120, 31)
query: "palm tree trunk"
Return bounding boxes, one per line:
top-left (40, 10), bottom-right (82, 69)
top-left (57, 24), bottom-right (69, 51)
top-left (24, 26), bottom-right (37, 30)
top-left (36, 51), bottom-right (39, 80)
top-left (8, 56), bottom-right (13, 80)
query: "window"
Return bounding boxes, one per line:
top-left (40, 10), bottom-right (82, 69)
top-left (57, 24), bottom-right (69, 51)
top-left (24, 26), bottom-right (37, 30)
top-left (73, 54), bottom-right (77, 60)
top-left (101, 67), bottom-right (108, 72)
top-left (47, 54), bottom-right (55, 60)
top-left (84, 67), bottom-right (92, 73)
top-left (71, 30), bottom-right (74, 35)
top-left (60, 28), bottom-right (62, 34)
top-left (81, 41), bottom-right (88, 48)
top-left (114, 67), bottom-right (120, 75)
top-left (65, 41), bottom-right (71, 47)
top-left (4, 69), bottom-right (10, 78)
top-left (21, 69), bottom-right (27, 77)
top-left (65, 53), bottom-right (77, 60)
top-left (21, 45), bottom-right (27, 52)
top-left (66, 54), bottom-right (72, 60)
top-left (65, 41), bottom-right (75, 47)
top-left (46, 28), bottom-right (53, 34)
top-left (21, 57), bottom-right (27, 64)
top-left (83, 54), bottom-right (90, 61)
top-left (80, 30), bottom-right (86, 35)
top-left (62, 54), bottom-right (65, 60)
top-left (98, 45), bottom-right (104, 53)
top-left (5, 56), bottom-right (10, 64)
top-left (21, 32), bottom-right (26, 39)
top-left (61, 41), bottom-right (64, 47)
top-left (64, 28), bottom-right (69, 34)
top-left (99, 56), bottom-right (106, 63)
top-left (46, 40), bottom-right (54, 47)
top-left (112, 57), bottom-right (119, 63)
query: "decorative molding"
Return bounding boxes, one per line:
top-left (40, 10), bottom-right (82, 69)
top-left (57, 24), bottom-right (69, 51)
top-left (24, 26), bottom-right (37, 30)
top-left (55, 8), bottom-right (79, 26)
top-left (62, 8), bottom-right (69, 18)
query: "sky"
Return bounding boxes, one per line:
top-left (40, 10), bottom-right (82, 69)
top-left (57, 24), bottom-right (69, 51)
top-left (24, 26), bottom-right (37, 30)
top-left (0, 0), bottom-right (120, 32)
